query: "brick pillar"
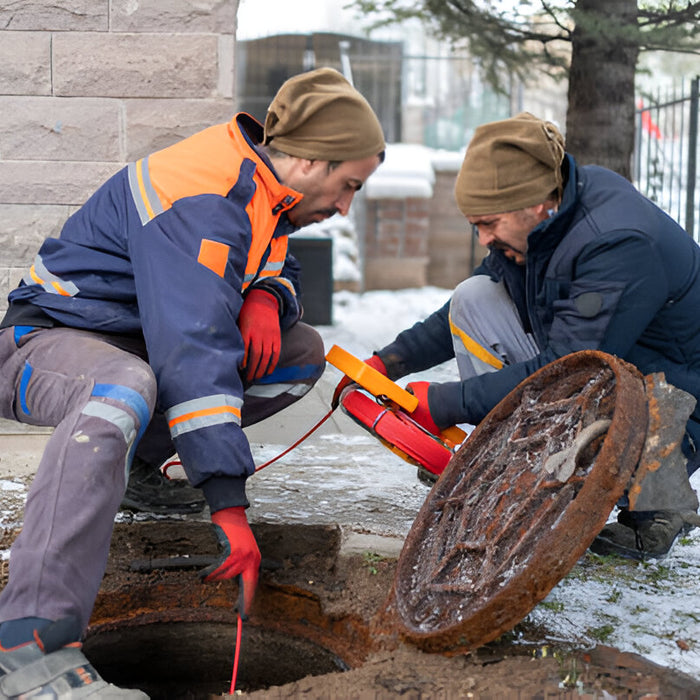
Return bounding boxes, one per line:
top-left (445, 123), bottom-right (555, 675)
top-left (364, 197), bottom-right (431, 290)
top-left (0, 0), bottom-right (238, 314)
top-left (427, 166), bottom-right (488, 288)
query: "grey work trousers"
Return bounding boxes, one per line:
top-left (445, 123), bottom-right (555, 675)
top-left (0, 321), bottom-right (324, 633)
top-left (449, 275), bottom-right (539, 379)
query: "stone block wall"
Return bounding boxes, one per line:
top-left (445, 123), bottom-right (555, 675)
top-left (364, 197), bottom-right (431, 290)
top-left (0, 0), bottom-right (238, 314)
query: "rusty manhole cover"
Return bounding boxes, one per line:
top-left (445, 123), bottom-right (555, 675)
top-left (388, 350), bottom-right (649, 652)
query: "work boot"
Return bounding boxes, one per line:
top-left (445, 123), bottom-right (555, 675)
top-left (0, 617), bottom-right (149, 699)
top-left (589, 510), bottom-right (692, 560)
top-left (120, 457), bottom-right (205, 515)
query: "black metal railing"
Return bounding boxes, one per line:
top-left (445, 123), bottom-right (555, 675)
top-left (634, 75), bottom-right (700, 240)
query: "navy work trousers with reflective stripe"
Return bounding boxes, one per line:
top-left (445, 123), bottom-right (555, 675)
top-left (0, 326), bottom-right (157, 632)
top-left (0, 321), bottom-right (325, 633)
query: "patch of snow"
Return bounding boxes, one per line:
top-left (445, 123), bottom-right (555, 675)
top-left (365, 143), bottom-right (436, 200)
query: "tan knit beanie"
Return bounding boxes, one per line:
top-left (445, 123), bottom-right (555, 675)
top-left (455, 112), bottom-right (565, 216)
top-left (263, 67), bottom-right (385, 162)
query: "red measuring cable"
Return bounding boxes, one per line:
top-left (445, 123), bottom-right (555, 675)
top-left (229, 612), bottom-right (243, 694)
top-left (160, 407), bottom-right (337, 479)
top-left (254, 407), bottom-right (335, 472)
top-left (160, 407), bottom-right (338, 695)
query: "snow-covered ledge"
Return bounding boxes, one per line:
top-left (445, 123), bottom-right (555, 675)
top-left (365, 143), bottom-right (435, 200)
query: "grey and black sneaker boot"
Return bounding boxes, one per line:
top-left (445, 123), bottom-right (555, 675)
top-left (589, 509), bottom-right (692, 560)
top-left (120, 457), bottom-right (205, 515)
top-left (0, 617), bottom-right (149, 699)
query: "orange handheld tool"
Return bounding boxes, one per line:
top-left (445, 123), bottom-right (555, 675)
top-left (326, 345), bottom-right (419, 412)
top-left (326, 345), bottom-right (467, 478)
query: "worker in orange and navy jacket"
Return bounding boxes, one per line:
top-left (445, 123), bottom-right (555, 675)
top-left (0, 67), bottom-right (384, 698)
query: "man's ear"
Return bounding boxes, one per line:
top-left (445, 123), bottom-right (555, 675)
top-left (299, 158), bottom-right (317, 174)
top-left (532, 201), bottom-right (555, 218)
top-left (273, 156), bottom-right (315, 186)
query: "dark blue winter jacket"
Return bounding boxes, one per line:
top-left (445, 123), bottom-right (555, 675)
top-left (3, 114), bottom-right (304, 510)
top-left (378, 155), bottom-right (700, 451)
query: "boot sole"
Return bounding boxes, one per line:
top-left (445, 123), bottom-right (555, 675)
top-left (119, 497), bottom-right (205, 515)
top-left (588, 535), bottom-right (648, 561)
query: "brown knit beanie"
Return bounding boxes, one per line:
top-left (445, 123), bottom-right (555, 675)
top-left (263, 67), bottom-right (385, 162)
top-left (455, 112), bottom-right (565, 216)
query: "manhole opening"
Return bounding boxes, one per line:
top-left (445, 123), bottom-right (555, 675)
top-left (83, 620), bottom-right (348, 699)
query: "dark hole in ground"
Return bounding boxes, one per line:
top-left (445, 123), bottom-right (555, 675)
top-left (68, 522), bottom-right (700, 699)
top-left (83, 620), bottom-right (348, 699)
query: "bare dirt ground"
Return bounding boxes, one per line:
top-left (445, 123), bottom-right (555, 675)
top-left (85, 521), bottom-right (700, 699)
top-left (238, 540), bottom-right (700, 700)
top-left (3, 449), bottom-right (700, 699)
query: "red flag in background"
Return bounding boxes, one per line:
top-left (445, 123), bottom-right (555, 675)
top-left (637, 99), bottom-right (662, 139)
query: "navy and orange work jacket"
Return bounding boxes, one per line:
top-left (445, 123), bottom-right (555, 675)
top-left (8, 114), bottom-right (304, 509)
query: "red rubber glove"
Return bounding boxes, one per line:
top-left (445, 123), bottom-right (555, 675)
top-left (238, 288), bottom-right (281, 382)
top-left (406, 381), bottom-right (443, 436)
top-left (201, 506), bottom-right (261, 616)
top-left (331, 354), bottom-right (387, 409)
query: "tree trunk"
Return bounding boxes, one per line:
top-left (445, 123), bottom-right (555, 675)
top-left (565, 0), bottom-right (639, 179)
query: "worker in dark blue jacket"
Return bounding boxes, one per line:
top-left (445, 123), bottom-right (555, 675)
top-left (0, 68), bottom-right (385, 698)
top-left (336, 112), bottom-right (700, 562)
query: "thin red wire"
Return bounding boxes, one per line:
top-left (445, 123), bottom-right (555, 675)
top-left (229, 613), bottom-right (243, 695)
top-left (160, 409), bottom-right (337, 697)
top-left (254, 408), bottom-right (335, 472)
top-left (159, 408), bottom-right (336, 478)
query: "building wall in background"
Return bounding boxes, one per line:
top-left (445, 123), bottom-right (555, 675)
top-left (363, 165), bottom-right (486, 292)
top-left (0, 0), bottom-right (238, 314)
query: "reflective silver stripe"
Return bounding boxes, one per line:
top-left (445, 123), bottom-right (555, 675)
top-left (81, 401), bottom-right (137, 445)
top-left (23, 254), bottom-right (79, 297)
top-left (169, 411), bottom-right (240, 438)
top-left (261, 260), bottom-right (284, 274)
top-left (166, 394), bottom-right (242, 438)
top-left (128, 157), bottom-right (164, 225)
top-left (244, 383), bottom-right (309, 399)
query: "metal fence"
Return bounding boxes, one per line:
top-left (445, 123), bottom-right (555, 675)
top-left (236, 34), bottom-right (512, 151)
top-left (634, 75), bottom-right (699, 240)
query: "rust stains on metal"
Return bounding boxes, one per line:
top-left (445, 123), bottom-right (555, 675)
top-left (385, 350), bottom-right (649, 653)
top-left (627, 373), bottom-right (698, 513)
top-left (88, 521), bottom-right (373, 671)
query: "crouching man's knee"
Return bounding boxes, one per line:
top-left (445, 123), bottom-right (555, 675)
top-left (241, 322), bottom-right (325, 426)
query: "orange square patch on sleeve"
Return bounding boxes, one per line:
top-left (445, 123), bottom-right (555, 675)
top-left (197, 239), bottom-right (230, 278)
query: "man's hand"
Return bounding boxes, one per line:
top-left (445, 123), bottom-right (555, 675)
top-left (200, 506), bottom-right (261, 616)
top-left (406, 381), bottom-right (443, 436)
top-left (239, 288), bottom-right (281, 382)
top-left (331, 354), bottom-right (387, 409)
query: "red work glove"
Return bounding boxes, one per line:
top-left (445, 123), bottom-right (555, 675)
top-left (406, 381), bottom-right (443, 437)
top-left (331, 354), bottom-right (387, 409)
top-left (238, 288), bottom-right (281, 382)
top-left (201, 506), bottom-right (261, 617)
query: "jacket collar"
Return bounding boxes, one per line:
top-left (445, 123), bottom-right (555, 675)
top-left (526, 154), bottom-right (580, 253)
top-left (232, 113), bottom-right (303, 217)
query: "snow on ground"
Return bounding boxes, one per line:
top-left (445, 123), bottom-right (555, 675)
top-left (321, 287), bottom-right (459, 384)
